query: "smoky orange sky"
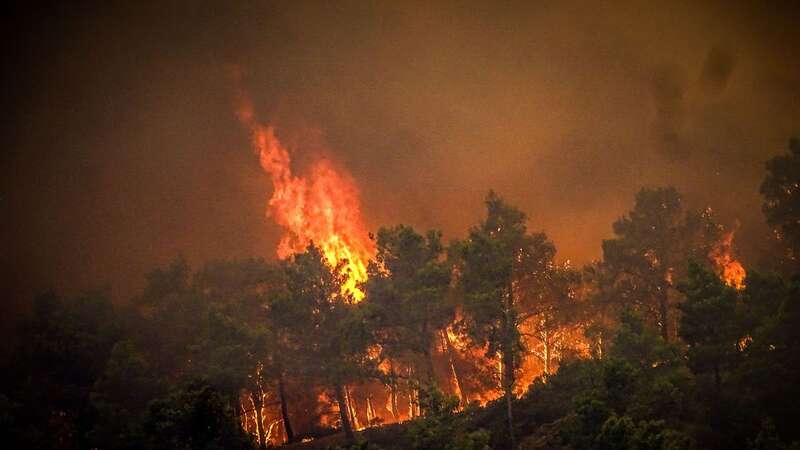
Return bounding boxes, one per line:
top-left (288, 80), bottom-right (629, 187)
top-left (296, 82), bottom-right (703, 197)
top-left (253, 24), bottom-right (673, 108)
top-left (2, 1), bottom-right (800, 320)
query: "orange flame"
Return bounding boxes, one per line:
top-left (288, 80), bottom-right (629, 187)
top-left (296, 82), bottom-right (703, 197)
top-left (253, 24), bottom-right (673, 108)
top-left (709, 229), bottom-right (746, 290)
top-left (236, 99), bottom-right (373, 300)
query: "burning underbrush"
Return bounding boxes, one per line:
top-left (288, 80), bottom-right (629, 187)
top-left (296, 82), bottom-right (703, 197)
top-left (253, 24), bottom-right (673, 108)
top-left (233, 301), bottom-right (603, 446)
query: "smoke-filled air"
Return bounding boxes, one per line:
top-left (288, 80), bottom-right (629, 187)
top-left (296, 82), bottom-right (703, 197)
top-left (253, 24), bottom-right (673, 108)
top-left (3, 2), bottom-right (800, 450)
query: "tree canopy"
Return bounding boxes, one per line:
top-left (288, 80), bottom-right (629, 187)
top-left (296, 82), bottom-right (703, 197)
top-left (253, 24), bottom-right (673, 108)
top-left (5, 151), bottom-right (800, 449)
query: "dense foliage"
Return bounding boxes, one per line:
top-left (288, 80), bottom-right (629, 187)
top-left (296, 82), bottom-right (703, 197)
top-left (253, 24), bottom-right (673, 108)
top-left (3, 140), bottom-right (800, 449)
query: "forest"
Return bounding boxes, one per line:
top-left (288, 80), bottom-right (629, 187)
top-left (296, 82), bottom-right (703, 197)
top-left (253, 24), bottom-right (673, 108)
top-left (3, 138), bottom-right (800, 450)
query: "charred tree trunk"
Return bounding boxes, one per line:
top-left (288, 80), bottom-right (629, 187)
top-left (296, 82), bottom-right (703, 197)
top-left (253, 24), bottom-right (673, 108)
top-left (335, 383), bottom-right (355, 444)
top-left (278, 371), bottom-right (294, 443)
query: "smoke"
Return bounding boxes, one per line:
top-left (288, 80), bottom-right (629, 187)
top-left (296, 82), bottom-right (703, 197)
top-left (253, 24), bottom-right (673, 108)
top-left (648, 45), bottom-right (739, 161)
top-left (650, 66), bottom-right (690, 161)
top-left (3, 1), bottom-right (800, 321)
top-left (700, 46), bottom-right (737, 96)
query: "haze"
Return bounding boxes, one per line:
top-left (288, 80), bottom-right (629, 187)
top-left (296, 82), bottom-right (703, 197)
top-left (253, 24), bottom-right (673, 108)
top-left (3, 0), bottom-right (799, 320)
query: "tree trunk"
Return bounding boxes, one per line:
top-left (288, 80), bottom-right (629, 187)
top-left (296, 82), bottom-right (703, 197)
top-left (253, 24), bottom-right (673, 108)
top-left (335, 383), bottom-right (355, 443)
top-left (419, 318), bottom-right (438, 387)
top-left (389, 362), bottom-right (399, 420)
top-left (408, 383), bottom-right (417, 418)
top-left (503, 284), bottom-right (516, 450)
top-left (366, 395), bottom-right (375, 425)
top-left (659, 285), bottom-right (670, 342)
top-left (251, 392), bottom-right (267, 450)
top-left (597, 332), bottom-right (604, 359)
top-left (441, 330), bottom-right (467, 405)
top-left (278, 371), bottom-right (295, 443)
top-left (422, 344), bottom-right (437, 386)
top-left (239, 398), bottom-right (247, 431)
top-left (407, 367), bottom-right (418, 418)
top-left (240, 398), bottom-right (251, 434)
top-left (346, 386), bottom-right (361, 431)
top-left (543, 327), bottom-right (551, 376)
top-left (502, 346), bottom-right (516, 450)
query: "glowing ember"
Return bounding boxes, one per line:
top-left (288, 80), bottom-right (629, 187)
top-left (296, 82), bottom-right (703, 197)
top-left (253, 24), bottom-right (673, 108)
top-left (709, 229), bottom-right (746, 290)
top-left (236, 98), bottom-right (373, 300)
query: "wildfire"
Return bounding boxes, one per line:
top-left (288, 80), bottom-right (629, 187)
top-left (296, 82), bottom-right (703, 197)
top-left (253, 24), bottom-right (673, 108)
top-left (709, 229), bottom-right (746, 290)
top-left (236, 98), bottom-right (373, 300)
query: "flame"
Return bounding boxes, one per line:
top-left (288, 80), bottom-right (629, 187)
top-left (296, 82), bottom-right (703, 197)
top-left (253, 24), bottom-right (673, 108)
top-left (236, 98), bottom-right (373, 300)
top-left (709, 229), bottom-right (746, 290)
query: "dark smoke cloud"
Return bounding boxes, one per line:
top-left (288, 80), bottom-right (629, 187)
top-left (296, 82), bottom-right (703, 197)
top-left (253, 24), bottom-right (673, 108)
top-left (650, 66), bottom-right (690, 161)
top-left (649, 45), bottom-right (739, 161)
top-left (2, 0), bottom-right (800, 323)
top-left (700, 46), bottom-right (737, 96)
